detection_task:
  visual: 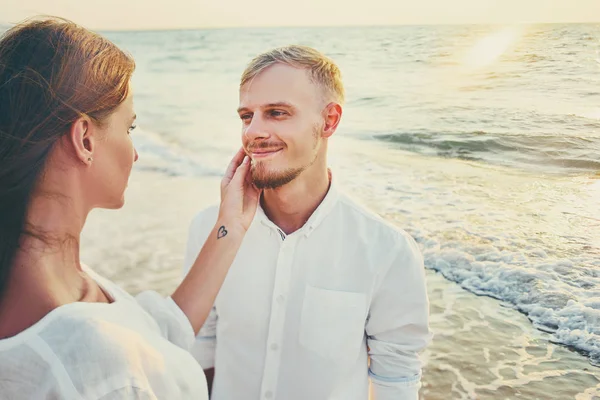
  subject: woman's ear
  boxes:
[69,117,95,165]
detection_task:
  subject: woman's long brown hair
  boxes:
[0,17,135,298]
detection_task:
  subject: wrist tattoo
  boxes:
[217,225,228,239]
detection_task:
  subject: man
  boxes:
[183,45,431,400]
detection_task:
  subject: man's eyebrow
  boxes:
[237,102,295,114]
[264,102,294,109]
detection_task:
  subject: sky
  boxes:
[2,0,600,30]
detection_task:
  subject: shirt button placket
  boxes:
[259,235,295,400]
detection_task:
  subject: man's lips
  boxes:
[248,148,283,158]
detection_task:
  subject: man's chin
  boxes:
[252,176,284,190]
[251,170,298,190]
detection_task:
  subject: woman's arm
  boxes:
[171,148,259,334]
[171,218,245,334]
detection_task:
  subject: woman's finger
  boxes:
[245,181,261,210]
[229,156,250,188]
[223,147,247,185]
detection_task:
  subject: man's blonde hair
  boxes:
[240,45,345,104]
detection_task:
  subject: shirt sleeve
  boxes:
[365,232,432,400]
[98,386,156,400]
[135,291,196,352]
[190,306,218,369]
[182,208,219,369]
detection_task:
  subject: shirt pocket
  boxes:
[299,285,367,362]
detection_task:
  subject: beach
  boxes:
[74,22,600,398]
[81,158,600,399]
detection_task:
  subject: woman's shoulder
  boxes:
[81,264,134,302]
[0,311,160,399]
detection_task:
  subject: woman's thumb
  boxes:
[230,156,251,187]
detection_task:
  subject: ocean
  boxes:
[4,21,598,398]
[101,23,600,365]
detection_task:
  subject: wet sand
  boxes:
[81,168,600,399]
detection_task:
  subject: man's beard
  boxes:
[249,125,321,190]
[250,161,305,190]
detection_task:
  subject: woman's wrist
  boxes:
[213,217,247,240]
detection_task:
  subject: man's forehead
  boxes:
[239,64,319,108]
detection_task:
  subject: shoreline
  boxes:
[81,168,600,399]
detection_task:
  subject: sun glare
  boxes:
[462,26,524,69]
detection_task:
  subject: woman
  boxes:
[0,17,259,399]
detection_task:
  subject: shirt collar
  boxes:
[253,169,339,238]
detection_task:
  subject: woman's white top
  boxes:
[0,266,207,399]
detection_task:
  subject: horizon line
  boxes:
[1,19,600,33]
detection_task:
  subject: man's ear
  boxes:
[322,102,343,138]
[69,117,95,165]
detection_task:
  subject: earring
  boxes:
[88,157,93,162]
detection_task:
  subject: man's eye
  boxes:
[270,110,286,117]
[240,114,252,121]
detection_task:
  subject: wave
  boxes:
[372,131,600,174]
[421,238,600,366]
[132,128,224,178]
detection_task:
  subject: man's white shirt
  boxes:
[183,174,431,400]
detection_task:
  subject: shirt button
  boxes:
[265,391,273,399]
[277,295,284,304]
[270,343,279,351]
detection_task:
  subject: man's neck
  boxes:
[261,168,331,235]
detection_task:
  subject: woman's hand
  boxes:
[218,147,260,232]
